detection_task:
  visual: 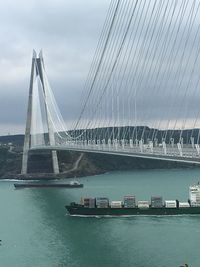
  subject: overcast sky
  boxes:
[0,0,109,135]
[1,0,200,136]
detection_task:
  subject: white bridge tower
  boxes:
[21,50,59,174]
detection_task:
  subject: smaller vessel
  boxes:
[14,180,83,189]
[69,180,82,186]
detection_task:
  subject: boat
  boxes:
[14,180,83,189]
[65,183,200,216]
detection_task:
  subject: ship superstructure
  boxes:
[189,183,200,206]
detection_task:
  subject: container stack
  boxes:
[96,197,109,208]
[83,198,90,207]
[111,201,122,208]
[83,198,96,208]
[151,196,163,208]
[124,196,136,208]
[89,198,96,208]
[138,201,149,209]
[165,200,176,208]
[179,202,190,208]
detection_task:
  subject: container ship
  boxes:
[65,183,200,216]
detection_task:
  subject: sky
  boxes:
[1,0,200,137]
[0,0,109,135]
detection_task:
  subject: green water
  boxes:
[0,168,200,267]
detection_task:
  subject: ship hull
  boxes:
[14,183,83,189]
[65,206,200,216]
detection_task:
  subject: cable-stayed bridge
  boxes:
[22,0,200,174]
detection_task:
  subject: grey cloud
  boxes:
[0,0,109,134]
[1,0,200,136]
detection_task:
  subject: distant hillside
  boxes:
[1,125,200,146]
[0,134,24,146]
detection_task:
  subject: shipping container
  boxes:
[83,198,90,207]
[165,200,176,208]
[138,200,149,209]
[179,202,190,208]
[89,198,96,208]
[124,196,136,200]
[111,201,122,208]
[80,197,84,205]
[83,198,96,208]
[151,196,163,208]
[124,195,136,208]
[96,197,109,208]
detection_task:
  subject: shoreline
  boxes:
[1,166,199,181]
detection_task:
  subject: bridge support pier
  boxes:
[21,149,29,175]
[52,150,59,174]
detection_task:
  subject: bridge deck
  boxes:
[30,144,200,165]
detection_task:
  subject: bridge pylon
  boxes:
[21,50,59,174]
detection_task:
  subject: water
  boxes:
[0,168,200,267]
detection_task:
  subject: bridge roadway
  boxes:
[30,142,200,165]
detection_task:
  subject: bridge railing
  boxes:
[31,138,200,160]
